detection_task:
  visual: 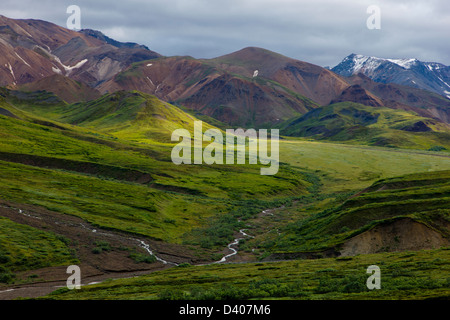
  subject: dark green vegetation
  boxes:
[0,216,77,284]
[0,87,310,281]
[0,98,306,239]
[279,102,450,150]
[256,170,450,254]
[0,86,449,300]
[43,247,450,300]
[0,14,449,301]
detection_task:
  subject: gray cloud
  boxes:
[1,0,449,67]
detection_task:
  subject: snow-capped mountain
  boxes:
[332,54,450,99]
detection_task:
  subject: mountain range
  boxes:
[0,14,449,301]
[332,53,450,100]
[0,15,160,88]
[1,15,449,145]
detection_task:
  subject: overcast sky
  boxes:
[1,0,449,67]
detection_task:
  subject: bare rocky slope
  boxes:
[0,15,160,88]
[1,15,450,127]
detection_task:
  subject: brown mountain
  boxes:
[99,48,356,126]
[346,73,450,123]
[98,47,450,126]
[330,84,384,107]
[99,54,323,127]
[0,15,160,88]
[206,47,349,106]
[19,74,101,103]
[1,15,449,128]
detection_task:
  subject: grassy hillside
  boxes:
[0,216,77,284]
[279,102,450,150]
[0,89,311,277]
[1,88,449,300]
[2,89,217,144]
[0,106,448,251]
[280,139,450,193]
[42,247,450,300]
[261,170,450,254]
[53,90,217,144]
[0,113,305,199]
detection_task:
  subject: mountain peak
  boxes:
[236,46,278,54]
[340,53,419,72]
[332,54,450,99]
[79,29,150,50]
[215,46,291,64]
[0,15,161,88]
[385,57,418,69]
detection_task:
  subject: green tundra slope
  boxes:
[39,170,450,301]
[0,88,449,300]
[262,170,450,255]
[279,102,450,150]
[0,88,309,284]
[42,247,450,300]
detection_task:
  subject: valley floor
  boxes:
[0,137,449,300]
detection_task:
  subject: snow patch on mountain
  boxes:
[64,59,88,73]
[35,45,88,76]
[344,55,383,76]
[52,66,62,74]
[444,90,450,99]
[6,62,15,80]
[386,58,417,69]
[14,52,31,68]
[349,55,418,74]
[333,54,450,99]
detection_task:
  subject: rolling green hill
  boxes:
[1,87,449,300]
[0,87,310,273]
[265,170,450,255]
[279,102,450,150]
[53,90,218,144]
[0,13,449,301]
[1,89,217,144]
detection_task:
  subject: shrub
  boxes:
[129,253,156,264]
[0,272,15,284]
[0,254,10,264]
[177,263,191,268]
[94,241,111,251]
[341,275,367,293]
[166,279,308,300]
[428,146,446,152]
[157,288,187,300]
[92,240,112,253]
[91,247,102,254]
[0,266,15,284]
[163,218,176,225]
[315,274,367,294]
[314,276,341,293]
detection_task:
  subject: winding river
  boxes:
[0,204,255,298]
[213,228,254,264]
